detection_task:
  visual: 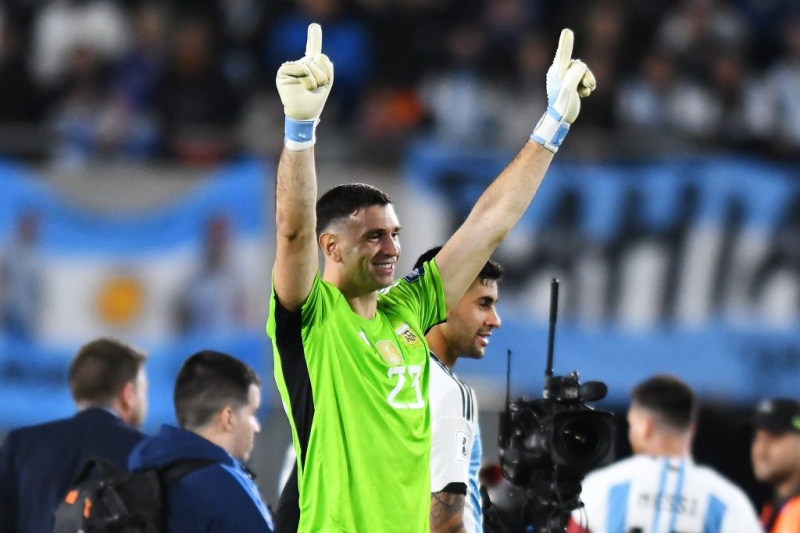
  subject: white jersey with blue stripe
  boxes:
[468,423,483,533]
[571,455,763,533]
[429,354,481,533]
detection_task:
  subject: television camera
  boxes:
[497,279,616,532]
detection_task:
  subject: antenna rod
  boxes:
[505,349,512,408]
[546,278,559,380]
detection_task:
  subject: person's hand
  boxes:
[531,29,596,153]
[276,23,334,150]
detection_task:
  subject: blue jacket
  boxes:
[0,408,146,533]
[128,424,274,532]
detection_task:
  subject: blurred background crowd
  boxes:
[0,0,799,167]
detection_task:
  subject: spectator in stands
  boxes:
[762,14,800,158]
[176,214,246,335]
[48,45,116,168]
[30,0,130,91]
[156,16,241,165]
[567,374,762,533]
[0,20,43,124]
[418,21,497,146]
[128,350,273,531]
[99,2,170,161]
[265,0,371,125]
[654,0,750,81]
[750,397,800,533]
[704,47,772,152]
[0,338,149,533]
[614,48,717,143]
[1,211,42,340]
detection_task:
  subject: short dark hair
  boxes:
[174,350,262,429]
[69,338,146,405]
[631,374,697,431]
[413,246,504,282]
[316,183,392,234]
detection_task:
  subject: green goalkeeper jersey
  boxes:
[268,259,447,533]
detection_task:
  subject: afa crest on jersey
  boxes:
[395,324,422,348]
[376,340,404,365]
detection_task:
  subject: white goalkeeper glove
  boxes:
[531,29,596,153]
[276,23,335,151]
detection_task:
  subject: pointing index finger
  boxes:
[306,23,322,57]
[555,28,574,77]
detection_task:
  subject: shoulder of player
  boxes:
[690,463,755,502]
[429,358,475,419]
[581,455,648,487]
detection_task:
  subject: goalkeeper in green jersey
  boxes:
[268,23,596,533]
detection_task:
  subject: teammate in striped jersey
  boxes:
[568,374,762,533]
[414,247,503,533]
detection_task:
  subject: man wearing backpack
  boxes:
[128,350,274,532]
[0,337,149,533]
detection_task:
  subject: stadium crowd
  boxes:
[0,0,799,167]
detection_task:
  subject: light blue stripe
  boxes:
[607,482,630,533]
[651,459,669,533]
[468,424,483,533]
[668,459,687,533]
[703,495,727,533]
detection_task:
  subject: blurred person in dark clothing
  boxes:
[265,0,371,126]
[156,16,241,165]
[0,338,149,533]
[0,22,43,124]
[750,397,800,533]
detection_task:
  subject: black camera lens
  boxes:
[561,418,601,458]
[552,411,615,472]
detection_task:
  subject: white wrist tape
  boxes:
[284,117,319,151]
[530,109,570,153]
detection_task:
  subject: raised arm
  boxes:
[273,23,334,311]
[436,29,595,309]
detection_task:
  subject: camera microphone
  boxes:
[580,381,608,402]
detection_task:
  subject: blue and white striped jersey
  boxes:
[468,423,484,533]
[429,354,482,533]
[571,455,763,533]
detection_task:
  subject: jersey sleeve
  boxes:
[381,258,447,333]
[720,488,763,533]
[570,470,607,533]
[430,384,474,493]
[431,416,474,493]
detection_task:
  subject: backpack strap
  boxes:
[70,457,119,486]
[159,459,216,485]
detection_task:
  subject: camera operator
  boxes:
[567,374,761,533]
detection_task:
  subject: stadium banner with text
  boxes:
[403,144,800,404]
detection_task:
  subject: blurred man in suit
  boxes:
[0,338,149,533]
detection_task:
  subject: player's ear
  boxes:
[642,415,656,440]
[319,232,341,262]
